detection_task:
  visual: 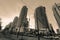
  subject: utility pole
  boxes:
[34,8,40,40]
[35,13,40,40]
[37,17,40,40]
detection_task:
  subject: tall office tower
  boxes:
[52,3,60,28]
[15,6,28,32]
[9,16,18,32]
[0,18,1,30]
[34,6,49,34]
[12,16,18,27]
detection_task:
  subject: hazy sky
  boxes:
[0,0,60,33]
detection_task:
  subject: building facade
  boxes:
[52,3,60,34]
[15,6,28,32]
[34,6,49,34]
[52,3,60,28]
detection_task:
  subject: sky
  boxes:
[0,0,60,33]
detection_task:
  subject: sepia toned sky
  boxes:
[0,0,60,33]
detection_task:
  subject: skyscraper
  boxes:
[9,16,18,33]
[52,3,60,28]
[52,3,60,34]
[15,6,28,32]
[34,6,49,32]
